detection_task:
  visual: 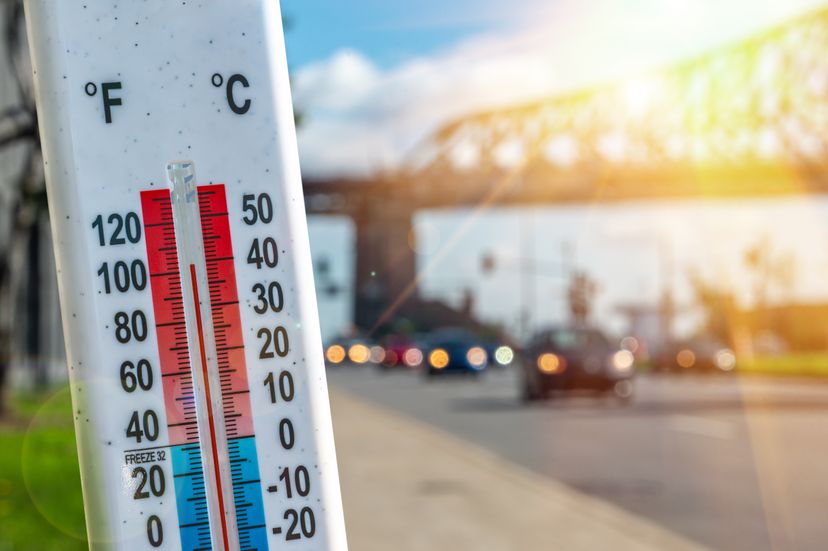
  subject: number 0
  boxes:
[147,515,163,547]
[279,418,295,450]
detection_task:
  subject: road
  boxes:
[327,366,828,551]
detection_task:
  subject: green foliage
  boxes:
[738,354,828,377]
[0,386,87,550]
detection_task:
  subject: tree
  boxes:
[686,269,737,345]
[0,0,45,415]
[744,235,796,329]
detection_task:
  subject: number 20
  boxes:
[258,327,289,359]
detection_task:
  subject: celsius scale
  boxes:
[24,1,348,549]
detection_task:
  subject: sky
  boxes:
[281,0,520,69]
[283,0,828,178]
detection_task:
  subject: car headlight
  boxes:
[466,347,487,369]
[537,353,565,374]
[370,346,386,364]
[494,346,514,366]
[348,344,371,364]
[429,349,449,369]
[715,349,736,371]
[404,348,424,367]
[326,345,346,364]
[676,349,696,368]
[611,350,635,373]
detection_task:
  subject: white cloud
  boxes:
[293,50,381,113]
[293,0,828,178]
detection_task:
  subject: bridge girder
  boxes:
[399,7,828,200]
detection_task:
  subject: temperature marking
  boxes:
[142,182,269,551]
[199,186,268,550]
[142,191,212,551]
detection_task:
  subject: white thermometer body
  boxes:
[25,2,347,549]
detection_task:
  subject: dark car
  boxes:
[521,327,635,402]
[654,338,736,373]
[424,328,489,376]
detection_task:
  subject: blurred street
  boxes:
[331,383,707,551]
[7,2,828,550]
[329,367,828,551]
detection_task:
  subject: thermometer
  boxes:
[24,1,348,549]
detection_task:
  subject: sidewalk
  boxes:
[330,388,710,551]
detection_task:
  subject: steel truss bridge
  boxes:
[303,7,828,330]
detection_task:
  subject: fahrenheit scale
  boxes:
[25,1,347,549]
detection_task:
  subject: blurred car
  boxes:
[423,328,490,376]
[521,326,635,402]
[379,334,424,369]
[325,336,383,367]
[655,338,736,373]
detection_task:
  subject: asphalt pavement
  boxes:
[327,366,828,551]
[331,387,707,551]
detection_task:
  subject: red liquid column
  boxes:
[141,190,199,445]
[141,190,213,550]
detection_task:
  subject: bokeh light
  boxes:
[715,349,737,371]
[404,348,424,367]
[326,345,346,364]
[676,349,696,369]
[370,346,386,364]
[348,344,371,364]
[429,349,450,369]
[495,346,515,365]
[466,347,488,368]
[612,350,635,372]
[538,353,564,374]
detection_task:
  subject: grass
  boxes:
[639,353,828,378]
[0,386,87,551]
[737,353,828,378]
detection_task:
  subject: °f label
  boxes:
[24,1,348,550]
